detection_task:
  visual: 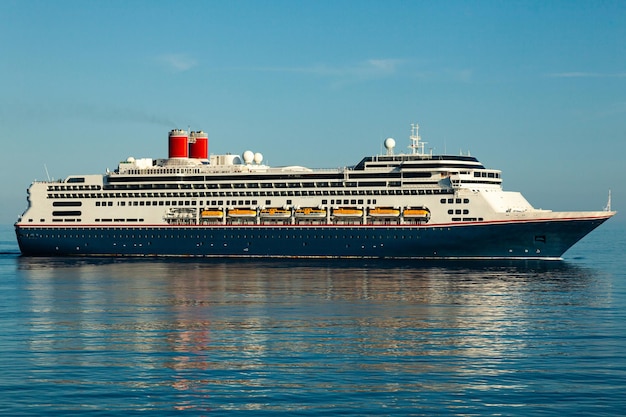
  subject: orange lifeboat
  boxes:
[227,208,257,218]
[403,207,430,219]
[260,208,291,218]
[295,207,327,219]
[369,207,401,217]
[333,207,363,218]
[201,209,224,219]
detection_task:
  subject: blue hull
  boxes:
[15,217,609,259]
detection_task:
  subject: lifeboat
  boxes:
[403,207,430,219]
[333,207,363,218]
[260,208,291,218]
[201,209,224,219]
[369,207,400,217]
[295,207,327,219]
[227,208,257,218]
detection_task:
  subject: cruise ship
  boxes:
[15,124,615,259]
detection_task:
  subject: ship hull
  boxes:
[15,215,611,260]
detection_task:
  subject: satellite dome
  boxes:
[384,137,396,150]
[242,150,254,164]
[254,152,263,164]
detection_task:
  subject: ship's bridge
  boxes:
[448,169,503,190]
[353,154,486,171]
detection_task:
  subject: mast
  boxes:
[604,189,612,212]
[410,123,427,155]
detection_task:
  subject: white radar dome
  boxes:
[242,150,254,164]
[254,152,263,164]
[384,137,396,150]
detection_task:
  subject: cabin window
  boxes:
[53,201,82,207]
[52,210,81,216]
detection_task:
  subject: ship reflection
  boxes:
[17,257,606,411]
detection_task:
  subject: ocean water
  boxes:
[1,222,625,416]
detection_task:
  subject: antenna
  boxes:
[409,123,427,155]
[44,164,51,181]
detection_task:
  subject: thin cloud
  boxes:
[204,58,471,86]
[444,68,473,82]
[157,53,198,72]
[250,59,405,80]
[1,100,176,127]
[547,72,626,78]
[246,59,475,85]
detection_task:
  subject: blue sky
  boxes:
[1,0,624,225]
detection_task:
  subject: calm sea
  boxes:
[1,222,625,416]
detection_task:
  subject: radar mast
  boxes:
[410,123,427,155]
